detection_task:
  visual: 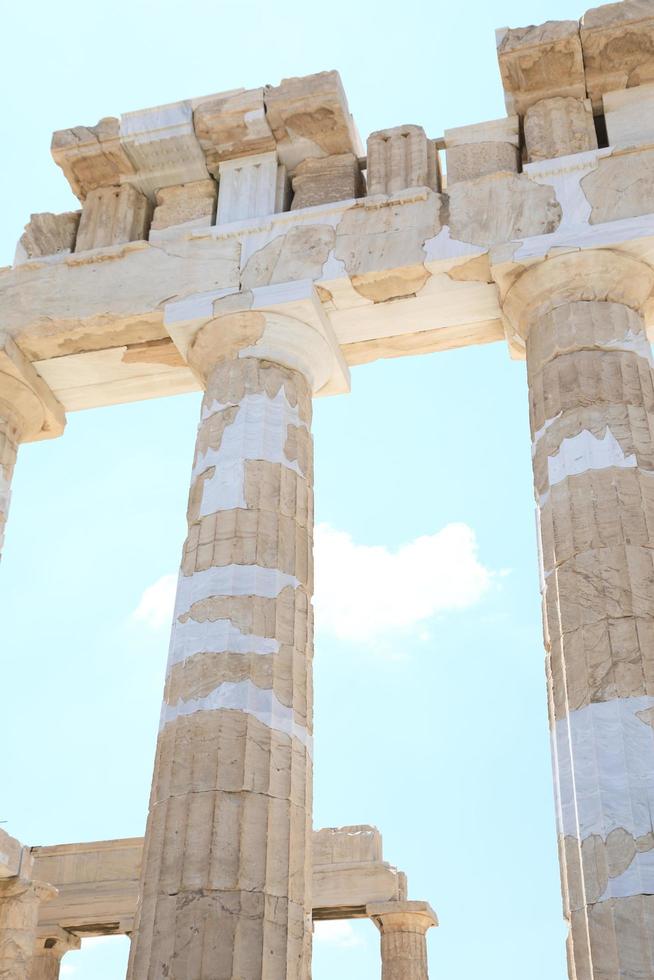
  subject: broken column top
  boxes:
[497,0,654,114]
[52,71,363,202]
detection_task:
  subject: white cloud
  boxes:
[131,523,493,644]
[314,522,492,642]
[60,967,76,977]
[314,920,365,948]
[132,574,177,629]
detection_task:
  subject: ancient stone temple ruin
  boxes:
[3,0,654,976]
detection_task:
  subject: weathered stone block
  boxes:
[581,0,654,109]
[193,88,275,173]
[51,117,134,201]
[582,146,654,223]
[120,100,209,199]
[150,180,217,235]
[446,142,519,184]
[75,184,152,251]
[496,20,586,115]
[448,172,561,246]
[604,82,654,148]
[366,125,439,196]
[216,152,287,224]
[524,97,598,162]
[17,212,80,261]
[290,153,362,209]
[264,71,361,173]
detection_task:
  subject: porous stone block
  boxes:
[496,20,586,116]
[216,151,287,224]
[120,100,209,199]
[264,71,362,173]
[193,87,275,173]
[291,153,362,209]
[366,125,439,196]
[448,172,561,246]
[524,97,598,162]
[446,142,519,184]
[581,146,654,223]
[51,117,134,201]
[75,184,151,252]
[581,0,654,109]
[150,179,217,235]
[17,212,80,262]
[604,82,654,148]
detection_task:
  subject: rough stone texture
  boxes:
[18,213,80,260]
[448,172,561,246]
[367,902,437,980]
[150,180,216,232]
[264,72,360,173]
[581,0,654,110]
[604,83,654,148]
[290,153,363,209]
[75,185,152,252]
[582,146,654,223]
[366,126,439,197]
[496,20,586,115]
[446,142,520,184]
[524,97,598,162]
[127,352,314,980]
[29,928,80,980]
[334,192,441,301]
[241,226,335,288]
[0,879,57,980]
[193,88,275,173]
[51,117,134,201]
[513,259,654,978]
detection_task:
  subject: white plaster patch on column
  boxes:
[201,398,239,421]
[597,849,654,903]
[552,713,578,841]
[167,616,279,672]
[174,564,300,619]
[193,389,308,516]
[547,428,637,487]
[159,677,313,752]
[532,412,563,457]
[555,696,654,840]
[606,330,654,366]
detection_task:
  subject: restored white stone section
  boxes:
[598,850,654,903]
[166,617,279,672]
[160,678,313,752]
[120,101,208,199]
[216,152,286,225]
[193,389,307,516]
[555,696,654,841]
[547,428,637,486]
[532,412,563,456]
[174,564,300,620]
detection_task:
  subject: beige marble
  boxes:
[17,213,80,262]
[603,83,654,149]
[524,97,597,162]
[75,185,152,252]
[0,879,57,980]
[367,902,437,980]
[150,180,216,234]
[496,20,586,115]
[291,153,363,210]
[366,125,439,196]
[581,0,654,109]
[29,928,80,980]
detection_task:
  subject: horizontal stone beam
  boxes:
[31,826,406,935]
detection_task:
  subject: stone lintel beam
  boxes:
[0,334,66,443]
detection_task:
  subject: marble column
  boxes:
[503,251,654,979]
[29,928,80,980]
[0,878,57,980]
[367,902,437,980]
[0,413,19,560]
[128,309,341,980]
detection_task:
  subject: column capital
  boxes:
[367,900,438,934]
[165,281,350,396]
[33,926,80,956]
[0,334,65,442]
[501,249,654,354]
[0,878,57,904]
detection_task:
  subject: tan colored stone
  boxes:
[366,126,439,197]
[496,20,586,115]
[51,117,134,201]
[524,97,598,162]
[75,185,151,252]
[291,153,363,209]
[18,213,80,261]
[581,0,654,110]
[367,902,438,980]
[448,172,561,247]
[29,927,80,980]
[446,142,519,184]
[150,180,216,232]
[264,71,360,173]
[193,87,275,172]
[0,879,57,980]
[582,146,654,223]
[187,312,266,377]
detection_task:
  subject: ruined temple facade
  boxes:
[2,1,654,977]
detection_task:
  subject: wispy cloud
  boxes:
[314,920,365,948]
[131,574,177,629]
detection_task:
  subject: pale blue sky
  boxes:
[1,0,592,976]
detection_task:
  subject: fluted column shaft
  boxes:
[527,296,654,979]
[0,879,57,980]
[128,352,314,980]
[0,415,20,561]
[368,902,437,980]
